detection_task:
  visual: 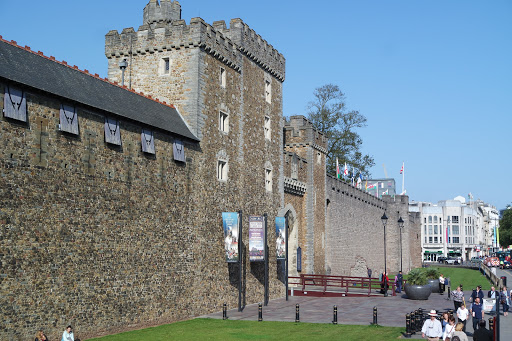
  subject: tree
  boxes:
[306,84,375,177]
[500,206,512,247]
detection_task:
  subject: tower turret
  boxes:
[143,0,181,25]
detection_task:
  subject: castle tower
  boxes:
[143,0,181,26]
[283,116,328,274]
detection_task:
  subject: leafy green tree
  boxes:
[306,84,375,177]
[500,206,512,247]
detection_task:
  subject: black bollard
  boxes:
[405,313,411,338]
[223,303,228,320]
[258,303,262,322]
[489,317,494,333]
[333,305,338,325]
[446,286,451,300]
[416,310,421,332]
[295,304,300,323]
[373,306,378,325]
[409,311,416,335]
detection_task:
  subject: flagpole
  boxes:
[402,162,405,195]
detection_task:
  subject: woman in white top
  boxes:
[443,315,456,341]
[456,303,469,333]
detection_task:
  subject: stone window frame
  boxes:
[220,67,226,88]
[219,111,229,134]
[264,72,272,104]
[159,56,172,76]
[217,150,229,182]
[265,79,271,103]
[264,115,271,141]
[265,161,273,192]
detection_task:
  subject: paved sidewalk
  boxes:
[201,289,469,336]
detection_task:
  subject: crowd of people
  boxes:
[420,283,510,341]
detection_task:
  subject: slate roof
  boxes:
[0,38,198,142]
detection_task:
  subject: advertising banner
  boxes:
[275,217,286,260]
[222,212,239,262]
[483,298,496,313]
[249,215,265,261]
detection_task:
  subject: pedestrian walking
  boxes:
[469,285,484,303]
[442,315,456,341]
[395,271,403,293]
[421,310,443,341]
[472,320,492,341]
[452,322,469,341]
[470,297,484,332]
[500,286,510,317]
[452,286,464,311]
[456,303,469,333]
[439,274,446,294]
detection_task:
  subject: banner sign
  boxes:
[222,212,239,262]
[483,298,496,312]
[249,215,265,261]
[275,217,286,260]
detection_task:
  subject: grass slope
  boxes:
[87,319,404,341]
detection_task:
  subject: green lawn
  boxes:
[400,266,492,291]
[87,319,405,341]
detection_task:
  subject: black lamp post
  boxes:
[119,59,128,87]
[381,212,388,296]
[398,216,404,272]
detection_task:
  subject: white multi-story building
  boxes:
[409,196,498,262]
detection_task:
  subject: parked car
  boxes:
[445,257,459,265]
[470,257,482,263]
[500,260,511,269]
[437,257,447,263]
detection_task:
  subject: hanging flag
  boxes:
[468,193,473,200]
[365,180,368,190]
[400,162,404,174]
[357,174,362,188]
[344,162,348,176]
[336,158,340,179]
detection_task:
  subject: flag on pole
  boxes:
[400,162,404,174]
[344,162,348,176]
[357,174,362,188]
[336,158,340,179]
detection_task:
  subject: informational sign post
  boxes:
[222,212,239,262]
[249,216,265,261]
[275,217,286,260]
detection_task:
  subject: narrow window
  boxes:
[264,116,271,140]
[218,160,227,181]
[219,111,229,133]
[265,168,272,192]
[159,57,171,75]
[220,67,226,88]
[164,58,170,74]
[265,80,271,103]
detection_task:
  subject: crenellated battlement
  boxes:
[143,0,181,25]
[105,1,285,81]
[283,115,328,152]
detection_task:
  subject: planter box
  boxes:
[405,283,432,300]
[428,279,440,293]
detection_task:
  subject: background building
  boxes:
[410,196,499,262]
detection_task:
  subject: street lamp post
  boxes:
[398,216,404,272]
[381,212,388,296]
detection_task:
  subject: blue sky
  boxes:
[1,0,510,209]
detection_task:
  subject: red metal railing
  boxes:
[288,274,396,297]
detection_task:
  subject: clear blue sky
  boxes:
[1,0,510,209]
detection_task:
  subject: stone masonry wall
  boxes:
[0,70,284,340]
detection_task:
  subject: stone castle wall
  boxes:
[325,176,418,277]
[0,72,284,340]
